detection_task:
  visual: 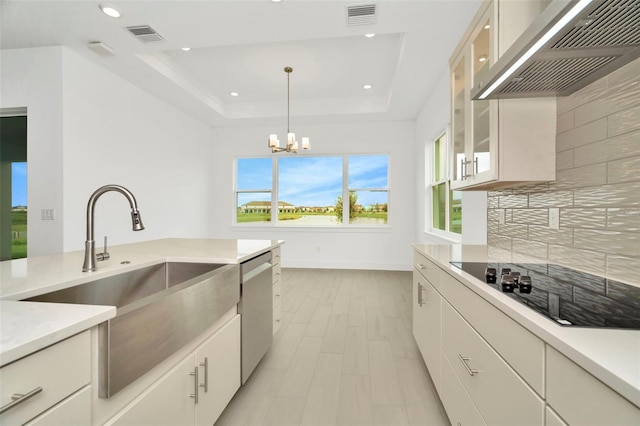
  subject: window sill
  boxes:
[231,225,392,233]
[423,229,462,244]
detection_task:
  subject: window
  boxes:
[236,158,272,224]
[235,155,389,227]
[430,133,461,235]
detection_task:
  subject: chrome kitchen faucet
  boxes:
[82,184,145,272]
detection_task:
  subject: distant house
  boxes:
[240,201,295,214]
[11,206,27,212]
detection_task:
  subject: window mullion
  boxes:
[342,155,349,225]
[272,157,279,225]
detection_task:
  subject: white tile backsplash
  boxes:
[488,57,640,283]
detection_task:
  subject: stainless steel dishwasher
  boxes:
[238,251,273,384]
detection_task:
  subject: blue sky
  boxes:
[12,163,27,206]
[237,155,388,207]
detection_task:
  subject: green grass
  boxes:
[11,211,27,259]
[236,212,271,223]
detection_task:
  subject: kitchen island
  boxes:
[413,244,640,426]
[0,238,282,425]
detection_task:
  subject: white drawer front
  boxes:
[442,301,544,425]
[440,351,486,426]
[413,252,441,291]
[273,303,282,335]
[546,346,640,425]
[272,263,282,285]
[26,386,91,426]
[545,405,568,426]
[0,331,90,425]
[273,280,282,309]
[441,271,544,396]
[272,247,281,266]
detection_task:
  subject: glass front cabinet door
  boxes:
[449,0,555,191]
[450,3,497,190]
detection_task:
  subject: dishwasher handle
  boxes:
[242,262,272,282]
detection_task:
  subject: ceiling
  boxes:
[0,0,483,128]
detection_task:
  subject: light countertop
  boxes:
[0,238,282,367]
[413,244,640,409]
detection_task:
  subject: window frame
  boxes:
[234,153,391,229]
[427,129,462,241]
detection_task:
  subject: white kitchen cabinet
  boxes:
[412,253,442,390]
[450,0,556,190]
[545,405,568,426]
[440,271,544,396]
[546,346,640,426]
[442,301,544,425]
[0,331,90,426]
[106,355,195,426]
[194,315,241,426]
[26,386,91,426]
[107,315,241,426]
[272,247,282,335]
[440,351,486,426]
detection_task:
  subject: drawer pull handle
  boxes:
[417,282,425,307]
[458,354,478,376]
[190,366,199,403]
[416,263,425,270]
[199,357,209,393]
[0,386,43,414]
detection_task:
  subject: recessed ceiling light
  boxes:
[478,54,488,62]
[230,92,239,97]
[271,0,283,2]
[365,33,376,38]
[181,47,191,51]
[99,4,121,18]
[363,84,372,90]
[484,24,490,30]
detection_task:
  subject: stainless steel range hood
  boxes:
[472,0,640,100]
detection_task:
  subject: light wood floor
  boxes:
[215,268,448,426]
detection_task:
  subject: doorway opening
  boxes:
[1,113,28,260]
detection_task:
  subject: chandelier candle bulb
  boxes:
[268,134,278,148]
[287,132,295,147]
[302,137,310,150]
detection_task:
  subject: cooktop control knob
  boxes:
[501,274,516,293]
[485,267,497,283]
[519,275,532,293]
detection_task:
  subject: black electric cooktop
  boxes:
[450,262,640,330]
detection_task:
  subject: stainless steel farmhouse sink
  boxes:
[24,261,240,398]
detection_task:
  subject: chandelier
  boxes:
[268,66,310,153]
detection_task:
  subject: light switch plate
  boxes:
[41,209,55,220]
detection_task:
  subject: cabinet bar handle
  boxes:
[0,386,43,414]
[199,357,209,393]
[457,354,478,376]
[416,263,425,270]
[190,366,199,403]
[417,282,425,307]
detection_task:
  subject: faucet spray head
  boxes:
[131,209,145,231]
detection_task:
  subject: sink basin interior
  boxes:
[23,262,224,308]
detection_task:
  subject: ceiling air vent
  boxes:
[346,4,377,26]
[125,25,165,43]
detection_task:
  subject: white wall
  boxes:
[1,47,217,255]
[210,121,417,270]
[1,47,64,256]
[60,48,217,251]
[414,68,487,245]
